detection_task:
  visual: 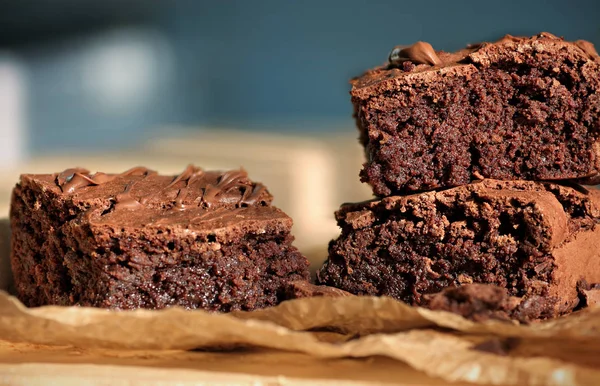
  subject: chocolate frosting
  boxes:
[16,165,285,241]
[113,182,144,211]
[388,41,443,67]
[92,204,291,240]
[201,169,267,208]
[48,165,270,212]
[20,165,276,236]
[355,32,599,96]
[57,166,155,194]
[56,167,90,188]
[385,32,590,70]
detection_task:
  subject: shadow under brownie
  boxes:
[317,179,600,320]
[10,165,309,311]
[352,33,600,195]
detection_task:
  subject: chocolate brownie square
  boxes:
[317,180,600,320]
[352,33,600,195]
[10,165,310,311]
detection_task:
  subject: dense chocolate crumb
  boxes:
[352,33,600,195]
[317,180,600,321]
[10,166,310,311]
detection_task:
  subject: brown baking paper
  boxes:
[2,292,600,385]
[0,341,468,386]
[2,220,600,385]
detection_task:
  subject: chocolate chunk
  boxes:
[388,41,443,67]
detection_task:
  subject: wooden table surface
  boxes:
[0,340,489,386]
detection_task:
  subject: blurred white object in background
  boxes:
[24,26,178,151]
[81,27,173,116]
[0,54,27,167]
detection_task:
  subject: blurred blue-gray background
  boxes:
[1,0,599,153]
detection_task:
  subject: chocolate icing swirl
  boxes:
[387,32,581,71]
[165,164,204,189]
[56,167,90,187]
[56,166,155,194]
[162,165,266,209]
[114,182,144,211]
[54,165,268,213]
[202,169,266,208]
[388,41,443,67]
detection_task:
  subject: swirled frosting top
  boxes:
[351,32,600,99]
[18,165,288,236]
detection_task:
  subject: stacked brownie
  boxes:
[10,166,310,311]
[317,33,600,321]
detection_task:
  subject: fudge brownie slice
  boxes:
[317,180,600,320]
[10,165,310,311]
[352,33,600,195]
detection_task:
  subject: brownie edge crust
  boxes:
[10,166,310,311]
[317,180,600,320]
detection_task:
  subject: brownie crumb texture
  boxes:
[317,180,600,320]
[314,32,600,323]
[352,33,600,195]
[10,165,310,311]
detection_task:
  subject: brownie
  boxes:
[317,179,600,320]
[352,33,600,195]
[425,284,544,323]
[10,165,310,311]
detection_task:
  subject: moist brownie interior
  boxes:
[352,33,600,195]
[10,166,310,310]
[317,180,600,319]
